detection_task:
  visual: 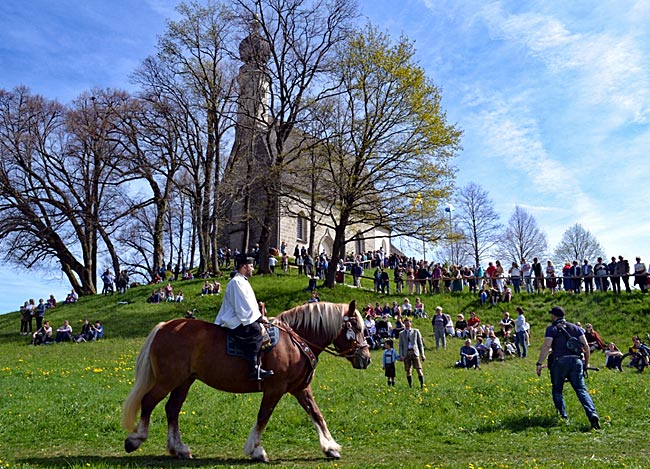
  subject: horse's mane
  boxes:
[274,302,358,340]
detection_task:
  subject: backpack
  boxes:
[556,323,584,355]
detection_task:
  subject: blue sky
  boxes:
[1,0,649,313]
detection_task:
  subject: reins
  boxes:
[273,322,367,359]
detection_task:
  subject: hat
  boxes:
[549,306,565,318]
[235,254,254,269]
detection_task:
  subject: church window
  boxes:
[297,215,307,241]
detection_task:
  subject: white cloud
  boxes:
[476,2,650,127]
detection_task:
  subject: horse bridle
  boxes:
[328,315,369,358]
[275,315,368,359]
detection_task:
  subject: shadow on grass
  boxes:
[476,414,559,433]
[17,454,332,468]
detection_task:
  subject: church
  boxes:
[222,22,391,258]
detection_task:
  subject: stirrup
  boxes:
[248,366,274,381]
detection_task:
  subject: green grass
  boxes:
[2,271,650,468]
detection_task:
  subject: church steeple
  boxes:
[236,17,271,129]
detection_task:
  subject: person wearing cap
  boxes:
[398,317,426,388]
[215,254,274,380]
[536,306,600,429]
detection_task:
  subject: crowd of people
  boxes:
[30,318,104,345]
[337,251,650,297]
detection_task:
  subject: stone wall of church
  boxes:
[278,197,390,257]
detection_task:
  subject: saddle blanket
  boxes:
[226,325,280,359]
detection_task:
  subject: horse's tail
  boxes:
[122,322,164,431]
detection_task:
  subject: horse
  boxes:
[122,300,370,462]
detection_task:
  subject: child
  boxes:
[382,339,399,386]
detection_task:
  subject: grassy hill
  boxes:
[1,271,650,468]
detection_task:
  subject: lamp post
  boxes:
[444,204,454,264]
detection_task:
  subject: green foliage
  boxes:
[1,271,650,468]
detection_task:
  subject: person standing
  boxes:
[514,306,527,358]
[521,258,532,293]
[617,255,631,293]
[214,255,274,381]
[608,256,620,293]
[382,339,399,386]
[582,259,594,294]
[398,318,426,388]
[431,306,447,349]
[633,257,647,293]
[34,298,46,330]
[536,306,600,429]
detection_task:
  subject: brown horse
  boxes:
[122,300,370,462]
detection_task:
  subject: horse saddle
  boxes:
[225,324,280,359]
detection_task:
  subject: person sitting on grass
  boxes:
[622,336,650,372]
[499,312,514,340]
[457,338,480,369]
[75,318,93,342]
[455,314,469,339]
[64,289,78,304]
[605,342,624,372]
[584,323,606,352]
[485,331,505,361]
[475,336,489,360]
[32,320,53,345]
[55,320,73,342]
[91,321,104,340]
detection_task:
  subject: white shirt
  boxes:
[214,273,261,329]
[515,313,527,332]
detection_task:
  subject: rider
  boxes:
[214,254,274,381]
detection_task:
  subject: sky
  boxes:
[1,0,649,313]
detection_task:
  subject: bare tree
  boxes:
[113,94,187,280]
[495,206,548,264]
[132,0,238,275]
[0,87,137,294]
[455,182,502,267]
[554,223,605,263]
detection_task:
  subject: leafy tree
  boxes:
[455,182,502,267]
[494,206,548,264]
[283,24,461,287]
[553,223,605,264]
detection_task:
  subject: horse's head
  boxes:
[333,300,371,369]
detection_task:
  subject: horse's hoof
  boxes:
[174,452,193,460]
[125,438,141,453]
[325,449,341,459]
[249,446,269,463]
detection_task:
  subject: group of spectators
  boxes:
[147,282,185,304]
[335,251,650,297]
[19,295,58,336]
[440,307,529,369]
[30,318,104,345]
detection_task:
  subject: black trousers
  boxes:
[233,321,263,363]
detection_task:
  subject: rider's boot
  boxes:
[248,359,274,380]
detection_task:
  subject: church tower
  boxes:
[223,19,274,253]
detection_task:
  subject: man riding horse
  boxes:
[214,254,274,380]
